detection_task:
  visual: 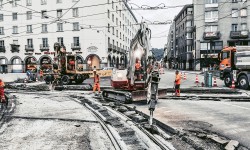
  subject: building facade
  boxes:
[0,0,138,73]
[164,22,175,69]
[193,0,249,69]
[174,4,194,70]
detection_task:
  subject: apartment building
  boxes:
[173,4,194,70]
[164,22,175,69]
[0,0,138,73]
[193,0,249,69]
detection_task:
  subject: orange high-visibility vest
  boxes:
[175,73,181,85]
[0,81,5,87]
[94,75,100,84]
[69,60,75,65]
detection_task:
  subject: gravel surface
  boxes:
[0,91,115,150]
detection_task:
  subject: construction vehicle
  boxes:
[219,46,250,90]
[44,43,90,85]
[102,22,167,103]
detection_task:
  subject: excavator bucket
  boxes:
[130,88,168,102]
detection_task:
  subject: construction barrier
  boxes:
[231,79,235,89]
[183,73,186,80]
[213,76,218,87]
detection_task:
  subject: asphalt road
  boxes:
[132,99,250,148]
[0,92,115,150]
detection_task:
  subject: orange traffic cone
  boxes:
[183,73,186,80]
[213,76,218,87]
[180,72,183,78]
[231,79,235,89]
[195,74,199,87]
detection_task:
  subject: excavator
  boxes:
[102,22,167,105]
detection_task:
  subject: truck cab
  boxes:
[219,46,250,90]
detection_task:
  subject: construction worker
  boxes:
[39,69,44,81]
[135,59,142,80]
[0,79,5,103]
[69,59,75,70]
[174,70,181,97]
[93,74,101,94]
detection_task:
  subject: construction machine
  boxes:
[219,46,250,90]
[102,22,167,103]
[44,43,90,85]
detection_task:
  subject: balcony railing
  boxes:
[230,30,249,39]
[25,45,34,52]
[71,43,81,50]
[0,46,5,53]
[203,31,220,40]
[40,44,49,52]
[113,45,117,53]
[117,47,121,53]
[10,44,20,53]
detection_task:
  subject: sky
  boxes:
[129,0,192,49]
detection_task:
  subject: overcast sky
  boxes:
[129,0,192,49]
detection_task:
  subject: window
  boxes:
[13,13,17,20]
[222,51,230,59]
[0,27,4,35]
[42,24,48,32]
[108,23,110,32]
[27,39,33,47]
[0,40,4,46]
[13,40,18,45]
[58,37,63,45]
[13,26,18,34]
[26,0,32,6]
[116,18,118,25]
[57,23,63,31]
[240,8,247,17]
[72,8,78,17]
[0,0,3,8]
[232,9,238,18]
[73,22,79,31]
[205,11,218,22]
[186,20,193,27]
[112,1,114,9]
[186,33,192,39]
[57,0,62,3]
[26,11,32,20]
[112,14,114,22]
[112,27,114,35]
[116,6,118,13]
[12,0,17,7]
[200,42,210,50]
[232,24,238,31]
[41,0,47,5]
[0,14,3,21]
[116,30,118,37]
[41,10,47,19]
[57,10,62,18]
[42,38,48,47]
[27,25,32,33]
[205,0,218,3]
[107,0,110,4]
[205,25,218,32]
[107,10,110,18]
[187,8,193,14]
[241,23,247,30]
[232,0,237,2]
[73,37,79,46]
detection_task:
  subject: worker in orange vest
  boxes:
[93,74,101,94]
[0,79,5,103]
[174,70,181,96]
[69,59,75,70]
[135,60,142,80]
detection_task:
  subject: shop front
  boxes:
[40,56,52,72]
[0,57,8,73]
[11,57,23,73]
[25,56,37,72]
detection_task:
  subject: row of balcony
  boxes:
[203,30,249,40]
[0,43,81,53]
[108,43,126,54]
